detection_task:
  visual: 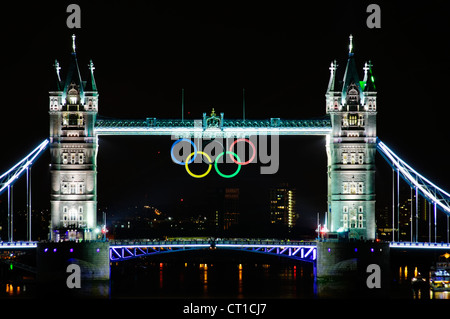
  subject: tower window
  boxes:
[348,114,358,126]
[358,214,364,228]
[349,209,357,228]
[368,99,376,111]
[342,152,348,165]
[69,209,77,221]
[67,83,79,105]
[70,183,76,194]
[62,153,68,165]
[358,153,364,164]
[78,153,84,164]
[69,96,77,104]
[343,213,348,229]
[358,114,365,126]
[342,183,349,194]
[350,153,356,165]
[350,182,357,195]
[342,115,349,127]
[358,182,364,194]
[78,183,84,194]
[61,182,69,194]
[346,84,360,104]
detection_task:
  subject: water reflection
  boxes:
[3,260,450,299]
[431,291,450,299]
[199,263,208,294]
[238,264,243,298]
[5,283,22,296]
[398,264,450,300]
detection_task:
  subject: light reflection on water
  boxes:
[1,262,450,299]
[110,262,315,299]
[397,265,450,300]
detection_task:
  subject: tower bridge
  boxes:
[1,35,450,285]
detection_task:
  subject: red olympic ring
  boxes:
[228,138,256,165]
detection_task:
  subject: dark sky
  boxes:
[0,1,449,230]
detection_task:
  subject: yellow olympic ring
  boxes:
[185,151,212,178]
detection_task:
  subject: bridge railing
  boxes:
[389,241,450,249]
[95,117,331,130]
[0,241,38,249]
[109,239,316,246]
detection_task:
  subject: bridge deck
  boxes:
[1,241,449,248]
[94,118,332,137]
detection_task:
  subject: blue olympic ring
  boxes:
[170,138,197,165]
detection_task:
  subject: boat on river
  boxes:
[429,259,450,292]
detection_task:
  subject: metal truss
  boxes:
[215,241,317,262]
[0,139,49,196]
[109,240,317,262]
[110,241,211,261]
[94,117,332,137]
[377,139,450,215]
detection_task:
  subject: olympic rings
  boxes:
[228,138,256,165]
[185,151,212,178]
[172,138,253,178]
[171,138,197,165]
[214,151,241,178]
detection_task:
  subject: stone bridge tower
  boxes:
[325,35,377,240]
[48,35,99,241]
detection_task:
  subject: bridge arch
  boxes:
[109,240,317,264]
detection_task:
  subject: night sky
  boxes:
[1,1,449,232]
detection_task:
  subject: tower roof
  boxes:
[63,54,84,96]
[340,35,367,104]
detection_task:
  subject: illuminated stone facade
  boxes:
[325,36,377,240]
[48,36,99,241]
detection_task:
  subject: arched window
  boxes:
[66,83,80,106]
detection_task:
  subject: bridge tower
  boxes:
[325,35,377,240]
[48,35,99,241]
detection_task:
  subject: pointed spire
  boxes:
[348,34,353,55]
[363,60,376,92]
[341,35,361,102]
[53,59,62,91]
[85,59,97,91]
[63,35,83,98]
[326,60,338,93]
[72,34,76,53]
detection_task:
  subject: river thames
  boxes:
[1,248,449,300]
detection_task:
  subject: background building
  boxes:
[222,188,240,231]
[269,183,297,228]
